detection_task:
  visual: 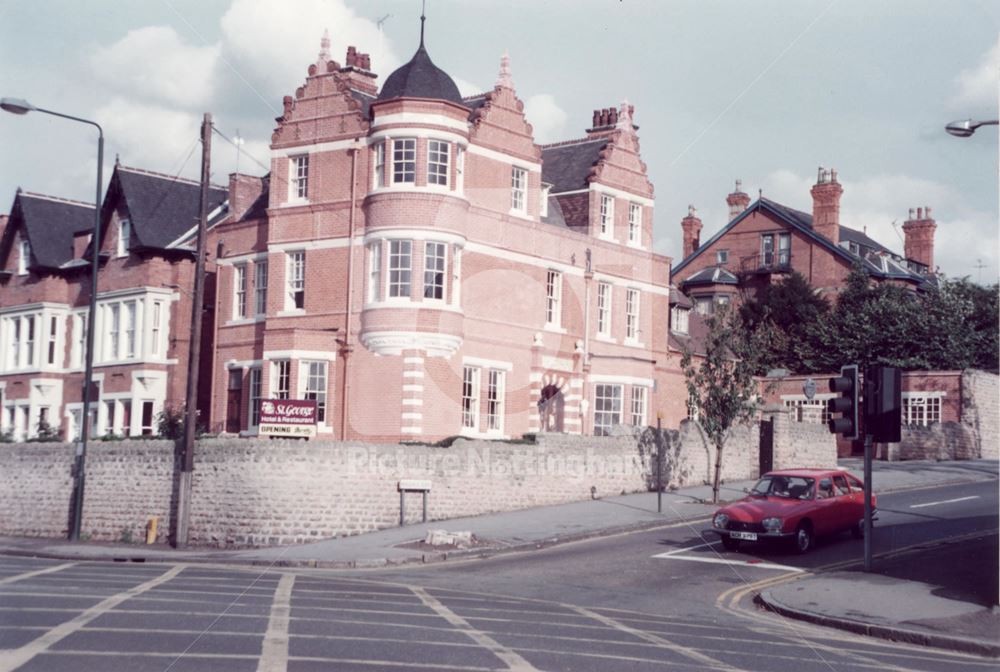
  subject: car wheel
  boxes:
[721,536,740,552]
[851,519,865,539]
[793,523,813,554]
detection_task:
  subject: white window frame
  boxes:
[462,366,481,430]
[373,141,386,188]
[545,270,562,327]
[254,261,268,315]
[631,386,648,427]
[123,301,137,359]
[368,242,382,304]
[594,383,623,436]
[388,240,412,299]
[150,303,162,357]
[286,251,305,310]
[902,393,944,427]
[72,312,87,367]
[301,360,328,425]
[234,264,248,319]
[670,305,689,334]
[249,367,262,428]
[289,154,309,201]
[486,369,505,433]
[510,167,527,214]
[628,203,641,246]
[273,360,291,400]
[597,282,612,337]
[600,195,614,239]
[427,140,450,187]
[625,288,640,342]
[46,315,58,366]
[392,138,416,184]
[17,239,29,275]
[423,241,446,300]
[117,219,131,257]
[716,249,729,264]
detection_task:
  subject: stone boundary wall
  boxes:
[896,423,979,461]
[962,369,999,460]
[0,415,837,547]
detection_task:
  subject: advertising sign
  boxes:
[258,399,317,438]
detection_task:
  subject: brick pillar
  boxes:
[400,351,424,438]
[810,167,843,244]
[528,333,544,433]
[681,206,703,259]
[902,206,937,271]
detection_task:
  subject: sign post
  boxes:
[258,399,318,439]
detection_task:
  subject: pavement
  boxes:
[1,457,997,656]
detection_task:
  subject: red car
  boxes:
[709,468,877,553]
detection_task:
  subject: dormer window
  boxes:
[393,138,416,184]
[117,219,131,257]
[671,305,689,334]
[17,239,30,275]
[289,155,309,201]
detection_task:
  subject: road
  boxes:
[0,480,996,671]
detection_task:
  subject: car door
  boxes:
[811,477,840,535]
[831,474,855,531]
[844,474,866,528]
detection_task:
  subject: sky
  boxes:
[1,0,997,284]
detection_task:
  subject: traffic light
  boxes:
[865,366,901,443]
[828,364,859,439]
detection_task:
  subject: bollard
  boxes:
[146,517,158,544]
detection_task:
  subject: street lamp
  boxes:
[944,118,999,137]
[1,97,104,542]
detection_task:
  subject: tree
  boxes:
[739,271,830,373]
[681,305,766,503]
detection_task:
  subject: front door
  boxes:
[539,385,564,433]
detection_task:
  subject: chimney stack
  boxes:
[726,179,750,220]
[810,166,843,244]
[337,45,378,95]
[902,205,937,270]
[681,205,703,259]
[228,173,266,223]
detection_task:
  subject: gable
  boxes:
[1,192,95,272]
[467,86,541,162]
[272,67,372,147]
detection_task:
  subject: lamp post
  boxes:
[1,97,104,542]
[944,118,998,137]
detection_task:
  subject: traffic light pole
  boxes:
[863,432,873,572]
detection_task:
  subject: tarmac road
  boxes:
[0,479,995,671]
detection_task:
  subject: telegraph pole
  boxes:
[175,113,211,548]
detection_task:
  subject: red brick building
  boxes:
[206,32,681,442]
[671,169,937,315]
[0,166,226,440]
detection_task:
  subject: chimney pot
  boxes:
[817,166,824,183]
[917,207,923,219]
[925,206,932,218]
[831,168,838,182]
[592,110,600,127]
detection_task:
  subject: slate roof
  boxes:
[540,139,608,193]
[349,90,375,118]
[106,167,228,251]
[541,194,567,228]
[682,266,740,286]
[668,311,712,357]
[671,197,930,287]
[669,285,693,308]
[2,192,95,270]
[377,44,464,106]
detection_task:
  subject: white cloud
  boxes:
[95,98,202,178]
[523,94,568,143]
[91,26,220,108]
[219,0,399,104]
[952,35,999,112]
[453,76,483,98]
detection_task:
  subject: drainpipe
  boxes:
[582,248,593,434]
[340,140,362,440]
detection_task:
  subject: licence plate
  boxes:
[730,531,757,541]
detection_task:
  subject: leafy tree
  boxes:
[739,271,830,373]
[681,305,766,503]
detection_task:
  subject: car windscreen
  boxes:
[750,476,816,500]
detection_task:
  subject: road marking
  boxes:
[653,542,805,573]
[909,495,979,509]
[0,563,185,672]
[410,586,540,672]
[0,562,77,586]
[257,573,294,672]
[567,605,743,671]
